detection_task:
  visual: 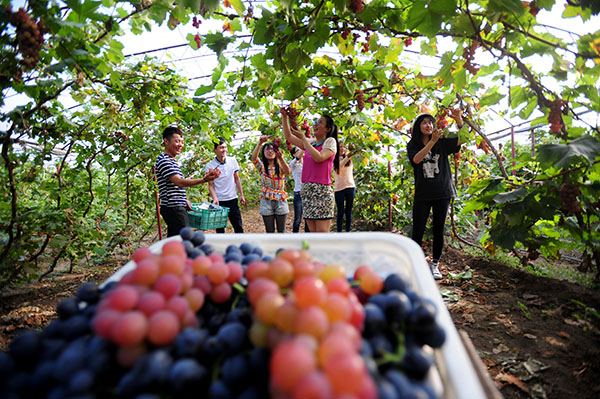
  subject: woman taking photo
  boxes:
[252,135,291,233]
[334,141,356,232]
[281,108,339,233]
[289,146,306,233]
[407,109,465,279]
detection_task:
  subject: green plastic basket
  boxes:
[188,204,230,230]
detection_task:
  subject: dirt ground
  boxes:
[1,207,599,399]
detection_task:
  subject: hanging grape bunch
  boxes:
[349,0,363,13]
[286,105,300,131]
[356,90,365,112]
[8,7,47,71]
[436,108,450,129]
[272,137,282,152]
[559,183,581,214]
[301,119,311,138]
[462,42,480,75]
[548,99,567,135]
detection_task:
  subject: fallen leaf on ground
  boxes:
[557,331,571,339]
[530,383,548,399]
[543,336,568,351]
[493,343,509,354]
[523,358,551,374]
[495,372,529,393]
[524,333,537,340]
[439,289,460,302]
[449,270,473,280]
[563,318,585,327]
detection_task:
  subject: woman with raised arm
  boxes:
[252,135,291,233]
[407,108,465,280]
[334,141,356,232]
[281,108,339,233]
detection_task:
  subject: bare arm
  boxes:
[169,169,219,188]
[207,180,219,205]
[277,151,291,175]
[300,136,335,163]
[340,155,352,168]
[412,131,442,164]
[281,107,304,148]
[450,108,466,145]
[252,136,269,164]
[234,171,246,205]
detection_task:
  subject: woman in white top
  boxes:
[334,141,356,232]
[289,146,306,233]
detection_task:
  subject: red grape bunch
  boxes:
[245,249,382,398]
[559,183,581,214]
[301,119,311,138]
[462,42,480,75]
[436,108,450,129]
[1,230,448,399]
[349,0,363,13]
[286,105,300,131]
[527,1,540,16]
[8,7,47,70]
[356,90,365,112]
[272,137,282,152]
[548,99,567,134]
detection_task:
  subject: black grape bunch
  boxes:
[559,182,581,214]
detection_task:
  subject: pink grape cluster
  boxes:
[91,240,242,363]
[243,249,382,398]
[548,99,567,134]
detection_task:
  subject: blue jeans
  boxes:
[335,187,355,232]
[293,191,303,233]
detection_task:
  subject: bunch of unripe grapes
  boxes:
[349,0,363,13]
[356,90,365,111]
[548,99,567,133]
[8,7,46,70]
[559,183,581,214]
[286,105,300,131]
[462,42,480,75]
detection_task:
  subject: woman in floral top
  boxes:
[252,135,291,233]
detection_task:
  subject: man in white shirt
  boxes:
[205,137,246,233]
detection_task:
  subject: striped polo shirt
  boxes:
[155,153,187,207]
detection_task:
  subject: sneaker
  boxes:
[430,260,443,280]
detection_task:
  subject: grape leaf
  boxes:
[537,136,600,168]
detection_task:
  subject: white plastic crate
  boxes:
[105,232,488,399]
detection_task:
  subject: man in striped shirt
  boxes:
[155,126,218,237]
